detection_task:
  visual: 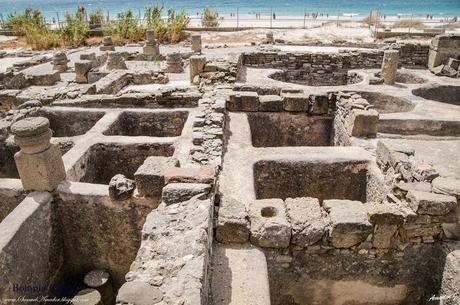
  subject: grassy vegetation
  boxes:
[104,9,144,42]
[201,7,219,28]
[362,13,383,28]
[144,4,189,43]
[391,19,427,29]
[89,8,104,29]
[6,5,190,49]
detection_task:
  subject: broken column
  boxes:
[106,52,127,70]
[191,34,202,53]
[75,60,93,83]
[84,270,114,305]
[52,51,68,72]
[165,52,184,73]
[11,117,66,191]
[189,55,206,84]
[100,36,115,51]
[143,30,160,56]
[381,49,399,85]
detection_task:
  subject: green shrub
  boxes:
[60,6,89,46]
[391,19,426,29]
[89,8,104,29]
[201,7,219,28]
[144,5,189,43]
[105,9,144,42]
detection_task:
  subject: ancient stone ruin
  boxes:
[0,33,459,305]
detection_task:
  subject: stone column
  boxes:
[266,32,274,44]
[381,50,399,85]
[189,55,206,84]
[144,30,160,56]
[191,34,202,53]
[165,53,184,73]
[71,289,103,305]
[84,270,114,305]
[53,51,68,72]
[11,117,66,191]
[100,36,115,51]
[106,52,127,70]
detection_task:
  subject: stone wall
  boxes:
[0,179,25,223]
[55,182,158,289]
[241,43,429,77]
[0,192,65,304]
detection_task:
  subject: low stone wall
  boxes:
[241,43,429,75]
[0,179,25,222]
[0,192,65,303]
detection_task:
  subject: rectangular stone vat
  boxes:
[77,142,175,185]
[104,110,188,137]
[247,113,333,147]
[253,160,368,202]
[33,108,105,137]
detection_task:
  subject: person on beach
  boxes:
[273,13,276,19]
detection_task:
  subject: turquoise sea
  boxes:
[0,0,459,19]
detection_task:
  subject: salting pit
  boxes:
[214,87,460,305]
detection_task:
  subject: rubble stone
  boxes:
[407,190,457,216]
[161,183,211,205]
[108,174,135,201]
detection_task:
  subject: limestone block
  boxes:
[191,34,202,53]
[116,281,163,305]
[164,165,215,184]
[216,197,250,243]
[134,156,170,197]
[249,199,291,248]
[373,224,398,248]
[308,94,330,115]
[407,190,457,216]
[143,44,160,56]
[259,95,282,112]
[106,52,127,70]
[285,197,327,247]
[348,109,379,138]
[84,270,114,305]
[100,45,115,51]
[71,288,103,305]
[431,34,460,49]
[432,177,460,199]
[189,55,207,83]
[108,174,136,201]
[324,199,372,248]
[161,183,211,205]
[282,93,309,112]
[266,32,274,44]
[226,91,259,112]
[14,144,65,191]
[366,202,404,225]
[75,60,93,83]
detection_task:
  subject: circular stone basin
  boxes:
[412,85,460,106]
[346,91,415,114]
[268,70,363,86]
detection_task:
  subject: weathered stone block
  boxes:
[216,197,250,243]
[308,94,329,115]
[366,202,405,225]
[226,92,259,111]
[259,95,282,112]
[285,197,327,247]
[249,199,291,248]
[71,288,103,305]
[348,109,379,137]
[373,224,398,248]
[282,93,309,112]
[75,60,93,83]
[109,174,135,201]
[134,156,169,197]
[164,165,215,184]
[407,190,457,216]
[161,183,211,205]
[324,199,372,248]
[116,281,163,305]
